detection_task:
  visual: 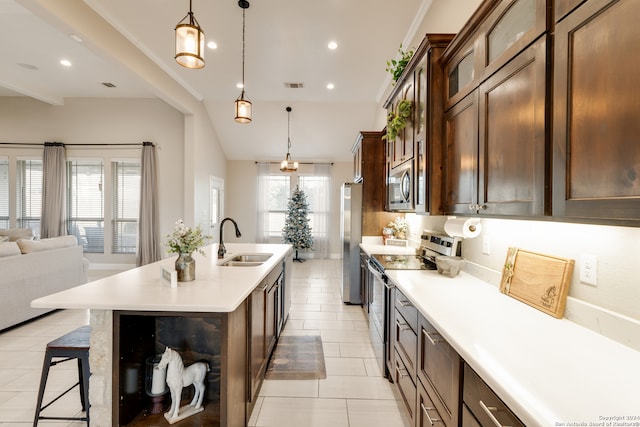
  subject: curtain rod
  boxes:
[0,141,151,147]
[255,161,334,165]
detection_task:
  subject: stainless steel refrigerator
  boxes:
[340,182,362,304]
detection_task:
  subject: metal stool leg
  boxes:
[33,351,53,427]
[79,355,91,424]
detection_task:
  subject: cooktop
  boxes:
[370,254,436,271]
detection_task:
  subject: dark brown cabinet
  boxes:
[553,0,640,224]
[418,314,461,427]
[351,131,397,235]
[384,34,453,215]
[414,35,453,215]
[443,90,479,215]
[443,25,548,216]
[462,363,524,427]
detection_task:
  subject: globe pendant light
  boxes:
[280,107,299,172]
[175,0,205,69]
[234,0,252,123]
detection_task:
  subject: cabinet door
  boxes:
[249,283,267,402]
[443,90,479,215]
[418,315,461,427]
[415,62,428,214]
[555,0,586,22]
[553,0,640,223]
[418,379,446,427]
[478,36,548,216]
[265,281,277,356]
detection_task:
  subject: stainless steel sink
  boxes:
[219,253,273,267]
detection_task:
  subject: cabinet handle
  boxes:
[395,365,409,378]
[468,204,477,211]
[396,319,411,331]
[479,400,508,427]
[478,204,488,210]
[397,299,412,307]
[421,403,441,425]
[423,329,444,345]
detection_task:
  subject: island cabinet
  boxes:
[552,0,640,224]
[441,0,550,217]
[113,260,287,427]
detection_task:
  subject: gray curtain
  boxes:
[136,142,161,266]
[40,142,67,238]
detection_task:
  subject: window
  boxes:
[0,158,8,229]
[112,161,140,254]
[16,159,42,236]
[299,172,331,258]
[266,175,290,237]
[67,160,104,253]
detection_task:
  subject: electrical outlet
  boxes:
[482,236,491,255]
[580,254,597,286]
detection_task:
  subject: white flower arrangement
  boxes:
[166,220,211,256]
[387,217,408,237]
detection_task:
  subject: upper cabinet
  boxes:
[553,0,640,224]
[384,34,454,215]
[442,0,550,216]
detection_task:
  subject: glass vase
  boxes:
[175,252,195,282]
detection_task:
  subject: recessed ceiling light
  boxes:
[236,82,244,89]
[326,83,335,90]
[69,34,83,43]
[207,41,217,49]
[60,59,72,67]
[328,41,338,50]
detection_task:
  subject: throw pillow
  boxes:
[0,228,34,242]
[0,242,21,258]
[17,235,78,254]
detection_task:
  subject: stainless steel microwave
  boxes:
[387,160,413,211]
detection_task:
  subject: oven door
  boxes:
[387,161,413,211]
[367,260,387,377]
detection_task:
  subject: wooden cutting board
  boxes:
[499,247,575,318]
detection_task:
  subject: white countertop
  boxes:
[384,268,640,426]
[32,243,292,313]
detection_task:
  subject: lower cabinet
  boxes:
[418,379,445,427]
[389,298,525,427]
[462,363,524,427]
[248,263,285,409]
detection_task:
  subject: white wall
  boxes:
[225,160,352,258]
[0,96,226,265]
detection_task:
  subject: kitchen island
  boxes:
[32,243,292,427]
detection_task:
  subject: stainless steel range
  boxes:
[366,231,461,377]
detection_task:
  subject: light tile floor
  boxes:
[0,260,409,426]
[248,259,409,427]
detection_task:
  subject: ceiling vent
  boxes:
[101,82,116,88]
[284,82,304,89]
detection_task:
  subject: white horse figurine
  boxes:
[157,346,209,421]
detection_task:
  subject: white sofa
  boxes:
[0,234,89,331]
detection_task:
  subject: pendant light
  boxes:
[175,0,205,69]
[234,0,252,123]
[280,107,299,172]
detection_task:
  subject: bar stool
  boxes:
[33,325,91,426]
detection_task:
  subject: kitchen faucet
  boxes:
[218,218,242,259]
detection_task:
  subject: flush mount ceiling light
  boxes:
[280,107,299,172]
[175,0,205,69]
[234,0,252,123]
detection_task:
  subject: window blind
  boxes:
[67,160,104,252]
[16,159,42,236]
[112,161,140,254]
[0,158,8,229]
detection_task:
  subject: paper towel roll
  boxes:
[444,218,482,239]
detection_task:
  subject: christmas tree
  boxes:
[282,186,314,262]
